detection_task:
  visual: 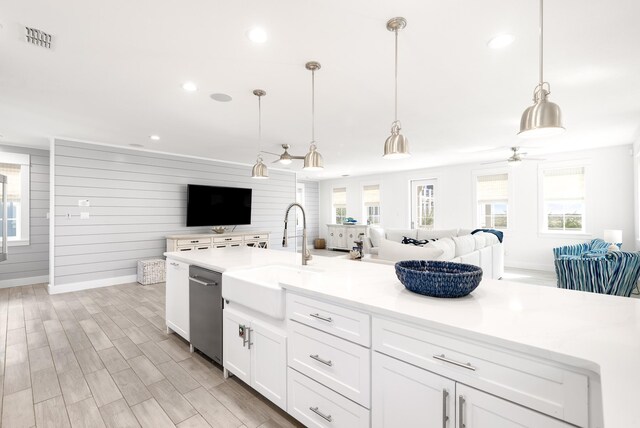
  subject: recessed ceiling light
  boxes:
[182,81,197,92]
[487,33,515,49]
[247,27,268,43]
[210,93,233,102]
[149,135,160,141]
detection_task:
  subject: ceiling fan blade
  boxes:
[260,150,281,156]
[481,160,507,165]
[522,157,546,161]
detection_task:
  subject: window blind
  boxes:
[476,173,508,203]
[543,167,585,201]
[333,188,346,206]
[0,163,21,201]
[363,185,380,206]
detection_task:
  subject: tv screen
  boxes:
[186,185,252,227]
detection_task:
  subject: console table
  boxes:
[166,231,270,252]
[326,224,368,251]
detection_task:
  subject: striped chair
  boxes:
[553,240,640,297]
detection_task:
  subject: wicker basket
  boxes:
[395,260,483,298]
[137,259,166,285]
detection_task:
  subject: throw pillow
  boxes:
[452,235,476,257]
[401,236,439,246]
[386,229,417,243]
[368,227,385,248]
[425,238,456,260]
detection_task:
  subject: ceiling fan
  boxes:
[261,144,306,165]
[482,147,545,165]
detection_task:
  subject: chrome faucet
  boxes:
[282,202,312,265]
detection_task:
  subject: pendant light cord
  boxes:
[258,94,262,155]
[311,69,315,143]
[394,28,399,123]
[539,0,544,86]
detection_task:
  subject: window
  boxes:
[363,185,381,225]
[0,152,30,245]
[411,179,436,230]
[332,187,347,224]
[542,166,585,233]
[476,173,508,229]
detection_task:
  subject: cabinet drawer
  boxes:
[288,368,370,428]
[373,317,588,427]
[287,293,370,346]
[213,236,243,244]
[289,321,370,407]
[177,238,210,246]
[245,234,268,241]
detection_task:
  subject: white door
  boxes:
[372,352,455,428]
[222,308,251,384]
[165,260,190,340]
[250,319,287,410]
[411,179,437,230]
[456,384,573,428]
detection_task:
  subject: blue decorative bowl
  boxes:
[394,260,483,298]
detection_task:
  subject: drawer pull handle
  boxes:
[309,406,333,422]
[459,395,466,428]
[442,389,449,428]
[169,262,179,266]
[309,354,333,367]
[433,354,476,371]
[191,240,198,243]
[190,278,219,287]
[309,313,333,323]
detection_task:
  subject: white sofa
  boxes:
[364,227,504,279]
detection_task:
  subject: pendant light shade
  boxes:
[303,61,324,171]
[251,155,268,179]
[518,0,565,137]
[251,89,269,179]
[383,17,410,159]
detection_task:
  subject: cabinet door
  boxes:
[456,384,573,428]
[373,352,455,428]
[165,260,190,340]
[222,308,251,385]
[327,227,337,249]
[334,226,347,249]
[250,320,287,410]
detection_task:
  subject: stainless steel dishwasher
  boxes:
[189,266,223,365]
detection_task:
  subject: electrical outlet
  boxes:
[80,212,90,219]
[66,213,72,219]
[78,199,90,207]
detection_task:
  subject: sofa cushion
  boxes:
[379,239,444,262]
[452,235,476,257]
[458,228,473,236]
[386,229,417,242]
[473,234,487,250]
[425,237,456,260]
[460,251,480,267]
[369,227,385,248]
[416,228,458,240]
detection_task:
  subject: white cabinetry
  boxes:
[165,259,190,340]
[223,307,287,410]
[286,292,371,425]
[166,231,270,252]
[373,352,454,428]
[326,225,367,250]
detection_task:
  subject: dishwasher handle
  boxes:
[190,277,219,287]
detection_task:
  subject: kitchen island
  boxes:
[165,246,640,427]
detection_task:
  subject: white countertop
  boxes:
[165,247,640,427]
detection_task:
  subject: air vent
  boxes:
[25,27,52,49]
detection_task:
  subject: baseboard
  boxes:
[47,274,138,295]
[505,260,555,272]
[0,275,50,289]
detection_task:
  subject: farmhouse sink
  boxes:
[222,265,321,319]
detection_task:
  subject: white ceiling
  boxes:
[1,0,639,179]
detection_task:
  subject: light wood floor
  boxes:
[0,282,304,428]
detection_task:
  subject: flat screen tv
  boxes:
[186,185,252,227]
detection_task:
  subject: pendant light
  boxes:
[251,89,269,179]
[383,17,410,159]
[303,61,324,171]
[518,0,564,137]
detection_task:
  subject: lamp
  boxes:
[384,17,410,159]
[603,229,622,252]
[251,89,268,179]
[518,0,565,137]
[303,61,324,171]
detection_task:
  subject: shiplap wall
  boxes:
[53,139,298,289]
[0,144,49,287]
[300,180,319,243]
